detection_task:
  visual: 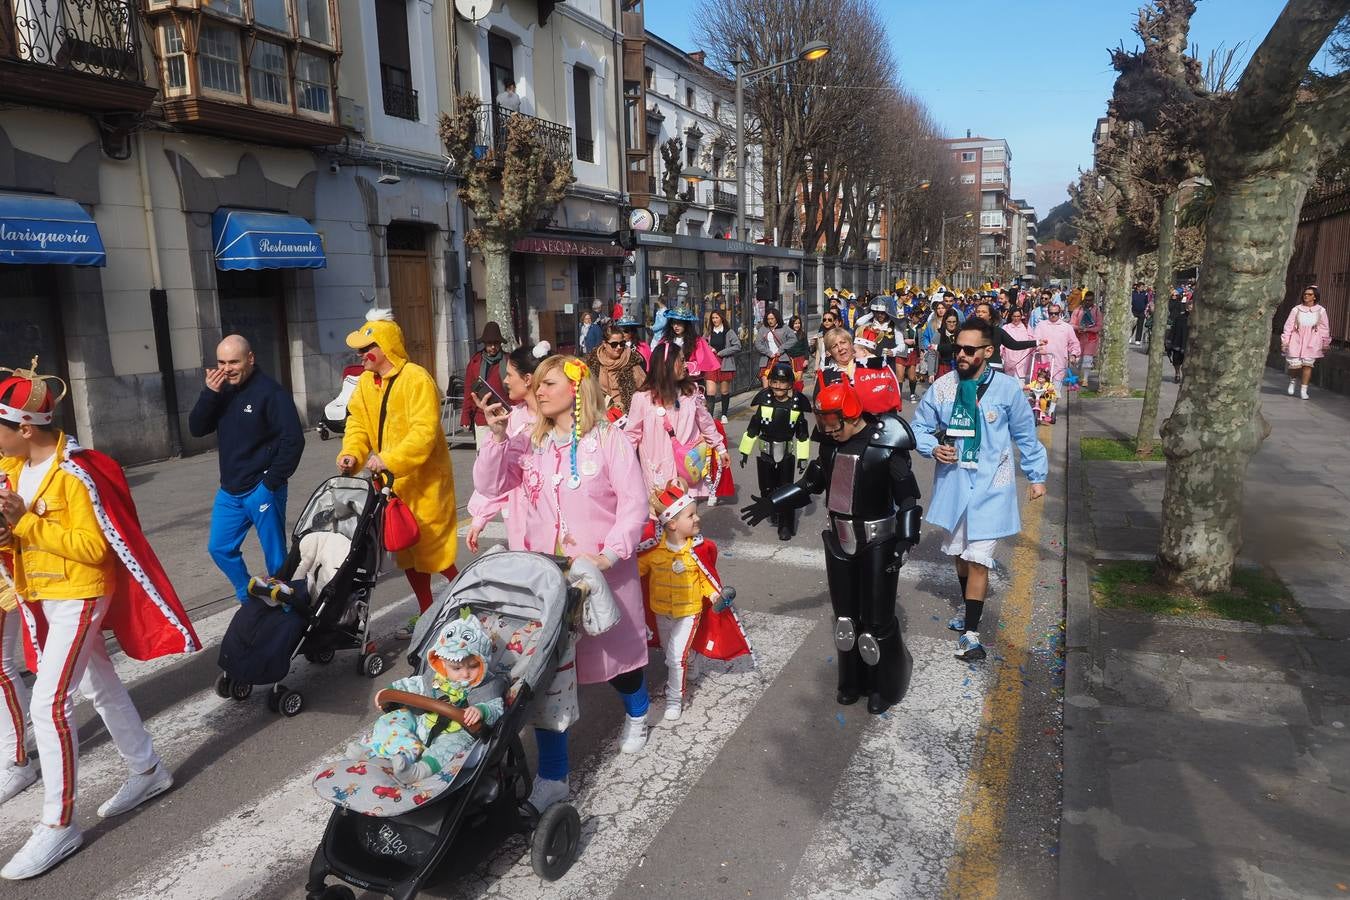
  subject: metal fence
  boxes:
[1,0,142,81]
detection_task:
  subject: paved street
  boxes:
[0,403,1066,899]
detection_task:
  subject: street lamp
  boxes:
[735,39,831,243]
[939,211,973,283]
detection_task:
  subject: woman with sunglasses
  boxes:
[703,308,740,422]
[1280,285,1331,400]
[934,311,963,378]
[814,309,843,371]
[584,325,647,418]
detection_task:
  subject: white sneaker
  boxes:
[0,763,38,805]
[1287,380,1296,395]
[664,697,682,721]
[1,824,82,880]
[619,714,648,754]
[1300,385,1309,400]
[527,775,568,812]
[97,762,173,818]
[719,415,728,424]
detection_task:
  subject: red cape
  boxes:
[639,523,754,665]
[710,420,736,499]
[20,441,201,669]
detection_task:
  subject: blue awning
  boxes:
[0,194,106,267]
[212,209,326,271]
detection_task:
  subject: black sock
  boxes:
[964,599,984,634]
[958,574,969,599]
[705,395,716,414]
[720,393,730,418]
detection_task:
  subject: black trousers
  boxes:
[822,530,913,705]
[757,453,796,528]
[1131,314,1147,342]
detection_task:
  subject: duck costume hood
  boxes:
[427,612,493,689]
[346,308,409,371]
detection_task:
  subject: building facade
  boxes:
[945,132,1014,280]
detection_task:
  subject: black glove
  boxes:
[739,453,748,469]
[739,495,776,527]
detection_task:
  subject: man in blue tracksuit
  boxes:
[189,335,304,601]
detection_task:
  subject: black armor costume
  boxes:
[742,397,922,714]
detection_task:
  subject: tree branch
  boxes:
[1297,71,1350,150]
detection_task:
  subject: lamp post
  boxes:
[939,211,973,284]
[735,39,830,244]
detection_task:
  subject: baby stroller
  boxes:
[1025,352,1059,425]
[318,364,365,440]
[304,551,583,900]
[215,474,389,716]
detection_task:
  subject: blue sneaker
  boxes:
[955,632,986,662]
[947,615,965,632]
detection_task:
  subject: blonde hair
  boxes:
[823,326,854,351]
[529,354,607,447]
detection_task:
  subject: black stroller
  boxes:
[303,551,584,900]
[215,474,390,716]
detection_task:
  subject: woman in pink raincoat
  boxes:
[1070,292,1102,382]
[472,355,652,813]
[1281,284,1333,400]
[623,342,729,502]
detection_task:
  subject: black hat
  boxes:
[767,360,794,383]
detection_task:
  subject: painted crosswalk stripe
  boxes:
[105,610,813,900]
[785,633,995,899]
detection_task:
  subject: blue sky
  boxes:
[644,1,1338,218]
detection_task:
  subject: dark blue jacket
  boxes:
[1131,290,1150,316]
[188,370,304,495]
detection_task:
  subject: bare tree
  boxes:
[657,137,695,235]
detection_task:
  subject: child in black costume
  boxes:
[738,361,812,541]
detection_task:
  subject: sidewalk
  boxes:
[1059,350,1350,898]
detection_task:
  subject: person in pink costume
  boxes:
[465,343,548,553]
[1032,301,1081,393]
[623,342,729,502]
[1069,292,1102,382]
[1280,284,1333,400]
[471,354,652,813]
[1001,306,1036,381]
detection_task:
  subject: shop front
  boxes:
[505,234,626,353]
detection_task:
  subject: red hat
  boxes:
[0,357,65,427]
[654,479,696,527]
[815,381,862,420]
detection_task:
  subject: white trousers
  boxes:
[654,613,700,701]
[0,607,31,769]
[16,597,158,826]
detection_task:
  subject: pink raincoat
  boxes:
[1281,303,1332,361]
[622,389,727,499]
[472,423,649,684]
[1071,304,1102,358]
[1001,321,1036,380]
[1032,318,1082,383]
[466,404,537,548]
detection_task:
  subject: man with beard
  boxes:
[740,381,922,714]
[910,318,1047,663]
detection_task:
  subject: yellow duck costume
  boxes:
[339,310,457,601]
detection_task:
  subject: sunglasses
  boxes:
[604,340,625,349]
[955,343,991,356]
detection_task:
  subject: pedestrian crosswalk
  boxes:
[0,509,1013,899]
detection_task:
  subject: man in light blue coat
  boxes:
[911,318,1047,662]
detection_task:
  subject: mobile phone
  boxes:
[472,377,510,410]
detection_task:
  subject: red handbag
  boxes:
[378,473,420,552]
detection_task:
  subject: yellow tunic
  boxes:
[339,324,457,574]
[638,537,715,619]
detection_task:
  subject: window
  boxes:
[960,151,976,163]
[981,169,1005,184]
[983,146,1004,161]
[488,31,514,100]
[980,211,1004,228]
[253,0,289,34]
[250,39,290,106]
[161,23,188,93]
[209,0,243,17]
[685,86,694,108]
[573,66,594,162]
[959,173,975,184]
[297,0,331,44]
[377,0,416,119]
[686,141,696,167]
[199,23,243,95]
[712,99,720,119]
[296,52,330,114]
[644,66,653,90]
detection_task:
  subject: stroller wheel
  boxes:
[361,654,386,678]
[231,681,254,701]
[305,648,336,664]
[214,672,232,699]
[317,425,330,441]
[530,802,582,882]
[279,689,304,717]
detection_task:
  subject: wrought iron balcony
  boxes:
[382,81,419,121]
[0,0,156,114]
[470,102,573,169]
[713,188,736,210]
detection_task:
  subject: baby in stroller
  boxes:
[246,498,361,609]
[346,613,505,784]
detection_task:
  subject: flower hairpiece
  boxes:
[563,359,589,382]
[532,341,552,360]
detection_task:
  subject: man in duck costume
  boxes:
[0,359,199,879]
[338,310,458,621]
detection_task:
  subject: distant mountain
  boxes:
[1037,201,1078,244]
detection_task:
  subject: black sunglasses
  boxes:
[604,340,625,349]
[955,343,991,356]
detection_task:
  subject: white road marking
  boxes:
[106,610,813,900]
[785,633,995,899]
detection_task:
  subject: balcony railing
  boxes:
[382,80,419,121]
[471,102,573,168]
[1,0,142,82]
[713,188,736,210]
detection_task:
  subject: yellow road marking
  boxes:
[943,423,1053,900]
